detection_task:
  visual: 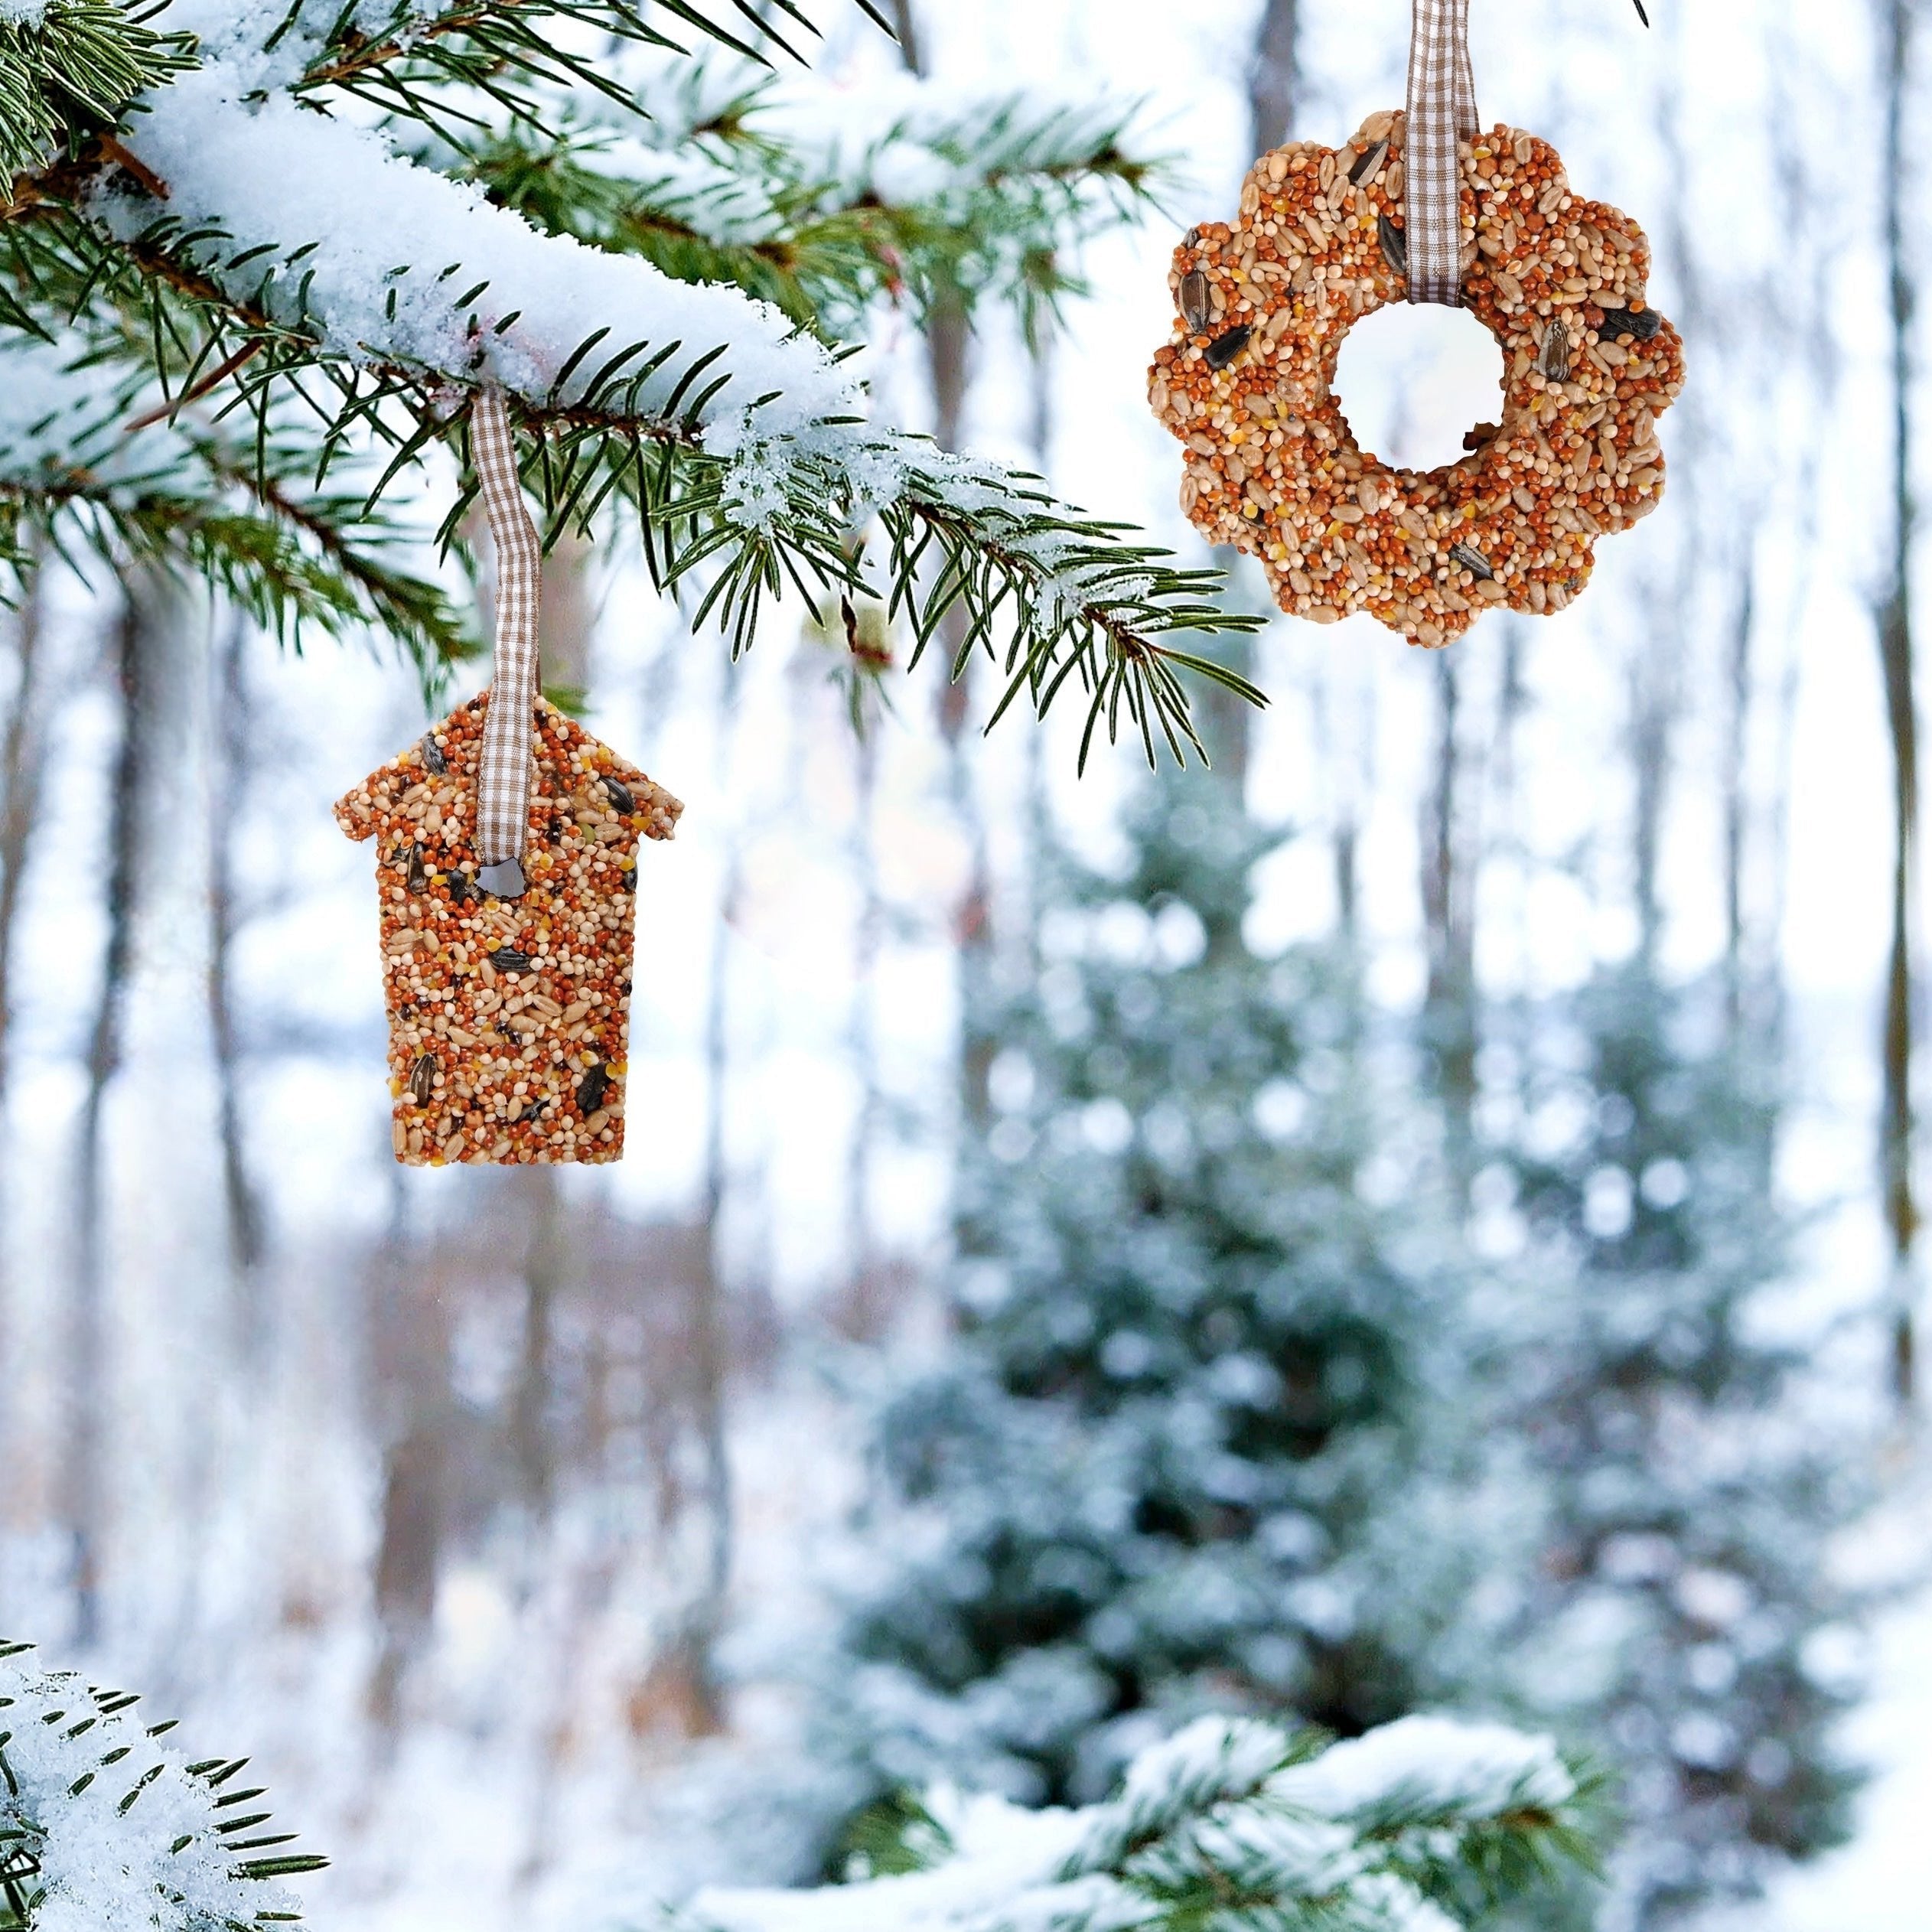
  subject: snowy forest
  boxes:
[0,0,1925,1928]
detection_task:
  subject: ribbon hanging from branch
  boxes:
[1404,0,1480,305]
[470,386,542,897]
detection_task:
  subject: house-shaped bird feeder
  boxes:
[336,692,682,1165]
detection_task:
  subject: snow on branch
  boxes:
[489,55,1166,334]
[0,334,470,670]
[0,1640,325,1930]
[0,0,1259,761]
[673,1715,1594,1932]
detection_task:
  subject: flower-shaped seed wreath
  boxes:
[1148,110,1684,644]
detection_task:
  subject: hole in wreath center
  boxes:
[1331,302,1506,474]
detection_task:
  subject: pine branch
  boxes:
[290,0,891,133]
[0,1642,325,1929]
[0,0,1261,767]
[680,1716,1600,1932]
[0,327,471,677]
[5,165,1262,762]
[0,0,194,178]
[448,84,1169,336]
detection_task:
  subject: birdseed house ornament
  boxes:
[1150,0,1683,644]
[335,389,683,1166]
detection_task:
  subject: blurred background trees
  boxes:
[0,2,1918,1930]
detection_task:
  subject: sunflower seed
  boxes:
[490,947,533,973]
[419,735,447,774]
[599,775,635,815]
[1179,269,1210,334]
[1598,305,1663,342]
[1204,324,1252,372]
[1450,542,1496,581]
[1348,138,1389,185]
[406,842,428,894]
[1538,319,1572,380]
[445,868,477,907]
[408,1053,436,1105]
[576,1064,611,1116]
[1378,213,1408,279]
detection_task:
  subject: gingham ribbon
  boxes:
[471,386,542,866]
[1405,0,1480,305]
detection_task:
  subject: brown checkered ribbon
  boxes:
[471,386,542,868]
[1405,0,1480,305]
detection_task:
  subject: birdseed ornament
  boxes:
[1150,0,1682,644]
[335,389,683,1167]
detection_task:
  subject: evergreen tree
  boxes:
[826,771,1506,1810]
[1485,962,1864,1927]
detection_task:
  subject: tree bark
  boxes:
[0,565,49,1497]
[67,585,156,1646]
[0,562,50,1114]
[1420,654,1478,1197]
[894,4,999,1145]
[208,614,266,1351]
[1878,0,1919,1407]
[1249,0,1300,158]
[888,0,922,75]
[1721,569,1756,1036]
[366,1177,448,1733]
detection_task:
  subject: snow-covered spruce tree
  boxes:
[1484,963,1862,1926]
[0,0,1258,751]
[823,767,1511,1812]
[0,1640,323,1930]
[676,1713,1598,1932]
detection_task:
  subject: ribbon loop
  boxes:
[471,386,542,871]
[1405,0,1479,305]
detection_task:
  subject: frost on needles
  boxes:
[0,1641,325,1931]
[0,0,1262,764]
[674,1714,1597,1932]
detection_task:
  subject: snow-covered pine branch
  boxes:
[0,1640,325,1930]
[448,58,1165,337]
[0,0,1262,764]
[674,1715,1597,1932]
[0,333,471,673]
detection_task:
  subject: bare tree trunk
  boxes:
[511,1171,566,1523]
[0,565,50,1498]
[67,588,155,1647]
[208,615,266,1354]
[895,4,998,1141]
[0,563,50,1113]
[845,723,882,1289]
[1249,0,1300,157]
[1878,0,1919,1408]
[671,841,736,1732]
[1722,569,1756,1036]
[1021,333,1056,965]
[663,663,742,1732]
[366,1178,448,1734]
[888,0,921,73]
[1420,654,1478,1197]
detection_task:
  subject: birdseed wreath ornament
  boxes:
[335,389,683,1168]
[1150,0,1683,643]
